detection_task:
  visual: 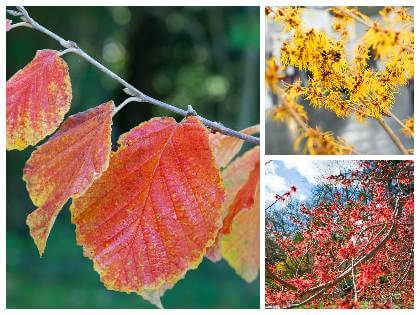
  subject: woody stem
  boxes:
[12,6,259,145]
[376,118,409,154]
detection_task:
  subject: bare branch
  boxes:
[13,6,259,145]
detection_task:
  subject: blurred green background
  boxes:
[6,6,260,308]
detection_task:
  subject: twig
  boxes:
[285,222,396,308]
[376,118,409,154]
[266,268,299,292]
[335,7,373,28]
[265,199,279,211]
[12,6,259,145]
[276,87,361,154]
[387,111,413,136]
[276,87,309,132]
[351,258,358,304]
[382,249,413,302]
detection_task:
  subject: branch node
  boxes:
[186,105,198,116]
[11,6,260,145]
[61,40,78,49]
[123,87,136,96]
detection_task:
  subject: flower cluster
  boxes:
[266,6,414,155]
[265,161,414,308]
[294,127,352,155]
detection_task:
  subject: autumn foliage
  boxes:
[265,160,414,308]
[6,8,259,307]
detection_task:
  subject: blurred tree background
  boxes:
[6,6,260,308]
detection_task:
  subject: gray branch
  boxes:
[12,6,259,145]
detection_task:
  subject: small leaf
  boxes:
[221,185,260,282]
[7,49,72,150]
[221,160,260,234]
[24,101,114,256]
[206,146,260,262]
[70,116,224,307]
[210,125,259,168]
[6,19,12,32]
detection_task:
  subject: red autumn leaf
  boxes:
[210,124,259,168]
[70,116,224,307]
[23,101,114,256]
[221,185,260,282]
[207,146,260,262]
[6,19,12,32]
[221,160,260,234]
[7,49,72,150]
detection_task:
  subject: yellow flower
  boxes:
[271,84,308,125]
[379,7,393,21]
[294,127,353,155]
[330,7,353,41]
[266,57,285,90]
[353,44,370,71]
[401,117,414,137]
[267,6,414,147]
[361,25,413,60]
[269,7,302,32]
[382,48,414,86]
[271,102,307,125]
[395,7,413,23]
[280,28,348,90]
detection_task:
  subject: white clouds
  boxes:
[265,174,288,193]
[265,173,288,205]
[266,160,279,175]
[282,160,357,185]
[298,194,307,202]
[282,160,323,184]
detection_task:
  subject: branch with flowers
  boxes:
[265,161,414,308]
[265,6,413,155]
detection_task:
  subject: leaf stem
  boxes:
[9,21,32,30]
[12,6,259,145]
[113,97,141,116]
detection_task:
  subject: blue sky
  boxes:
[265,160,357,208]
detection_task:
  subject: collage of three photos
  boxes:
[4,4,414,310]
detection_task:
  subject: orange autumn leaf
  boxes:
[70,116,224,307]
[23,101,114,256]
[210,124,259,168]
[221,186,260,282]
[221,160,260,234]
[207,146,260,262]
[7,49,72,150]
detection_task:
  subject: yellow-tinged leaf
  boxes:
[24,101,114,256]
[70,116,224,307]
[7,50,72,150]
[206,146,260,262]
[210,125,259,168]
[221,186,260,282]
